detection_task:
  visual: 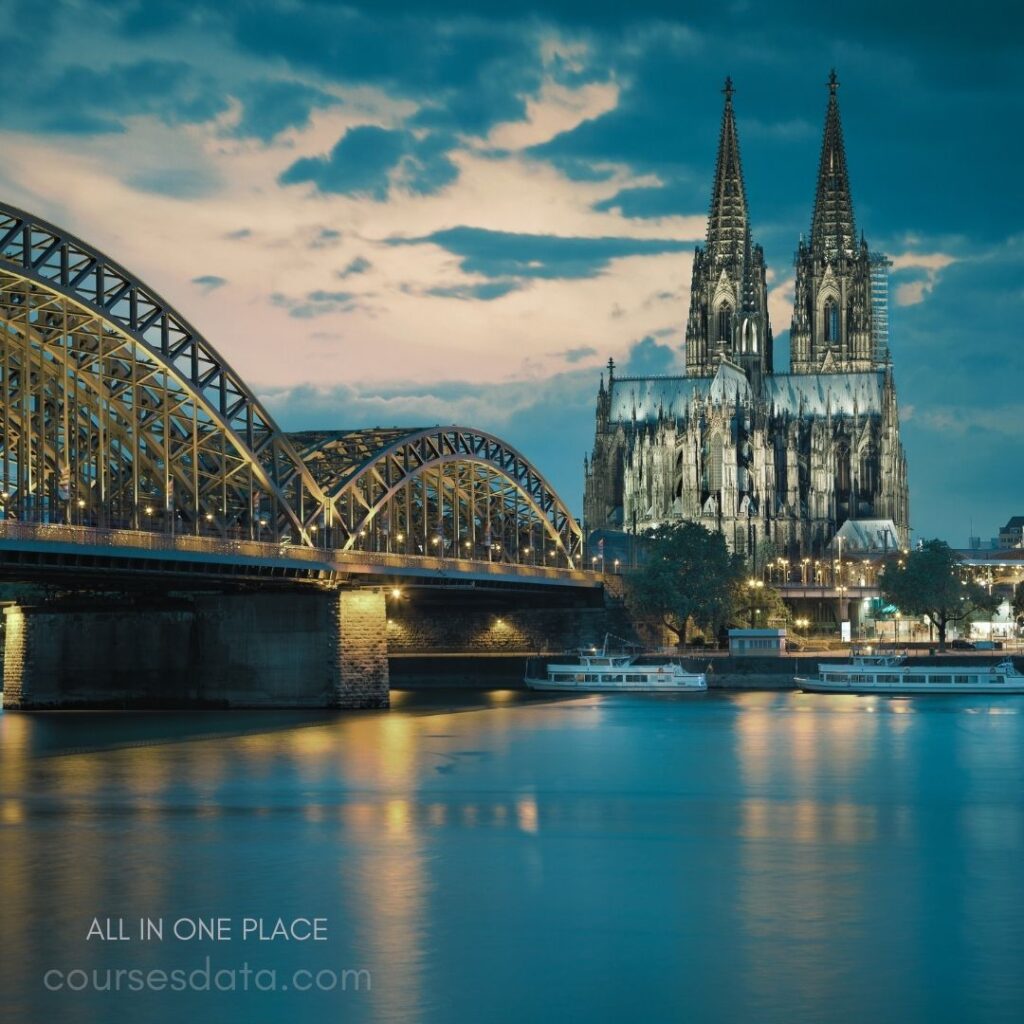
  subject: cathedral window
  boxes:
[708,433,724,491]
[775,445,787,496]
[836,442,851,500]
[860,446,878,495]
[717,303,733,343]
[742,318,758,354]
[824,298,839,343]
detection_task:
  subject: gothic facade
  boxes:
[584,74,910,563]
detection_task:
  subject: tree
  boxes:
[1013,582,1024,629]
[731,579,790,630]
[879,540,999,651]
[624,521,744,646]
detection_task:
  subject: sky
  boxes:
[0,0,1020,544]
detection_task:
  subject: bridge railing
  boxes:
[0,520,599,583]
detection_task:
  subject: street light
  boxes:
[745,578,765,627]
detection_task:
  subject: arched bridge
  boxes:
[0,202,590,590]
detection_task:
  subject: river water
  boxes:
[1,689,1022,1024]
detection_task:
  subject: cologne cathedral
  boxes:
[584,73,910,562]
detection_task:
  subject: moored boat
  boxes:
[796,648,1024,694]
[524,635,707,693]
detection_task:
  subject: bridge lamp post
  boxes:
[523,546,531,566]
[802,557,810,584]
[745,578,764,627]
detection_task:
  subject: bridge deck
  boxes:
[0,522,603,589]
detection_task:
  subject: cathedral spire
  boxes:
[811,70,856,258]
[706,76,748,264]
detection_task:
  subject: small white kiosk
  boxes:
[728,628,787,657]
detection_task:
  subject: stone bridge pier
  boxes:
[2,589,389,710]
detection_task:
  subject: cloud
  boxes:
[388,226,690,280]
[425,281,523,301]
[895,280,927,306]
[230,78,341,140]
[337,256,372,278]
[593,176,704,219]
[913,405,1024,439]
[271,289,360,318]
[553,345,598,363]
[258,332,672,517]
[15,58,229,135]
[889,249,958,306]
[487,79,620,150]
[192,274,228,291]
[619,335,682,375]
[279,124,457,199]
[226,2,543,136]
[123,166,222,199]
[309,227,342,249]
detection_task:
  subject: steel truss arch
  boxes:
[0,202,583,567]
[0,202,330,541]
[293,427,583,564]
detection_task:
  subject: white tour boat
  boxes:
[796,648,1024,694]
[524,636,707,693]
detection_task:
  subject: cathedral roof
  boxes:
[828,519,902,553]
[811,71,857,258]
[608,369,885,423]
[765,372,882,417]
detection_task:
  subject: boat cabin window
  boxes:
[954,675,972,684]
[929,675,951,684]
[904,675,925,683]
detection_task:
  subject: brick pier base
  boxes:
[2,588,389,710]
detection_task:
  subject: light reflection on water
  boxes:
[1,691,1023,1024]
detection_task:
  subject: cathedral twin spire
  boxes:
[705,76,749,267]
[684,75,769,378]
[810,70,857,258]
[686,71,880,379]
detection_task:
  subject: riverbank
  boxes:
[390,651,1024,690]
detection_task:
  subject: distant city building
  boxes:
[998,517,1024,549]
[584,73,910,563]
